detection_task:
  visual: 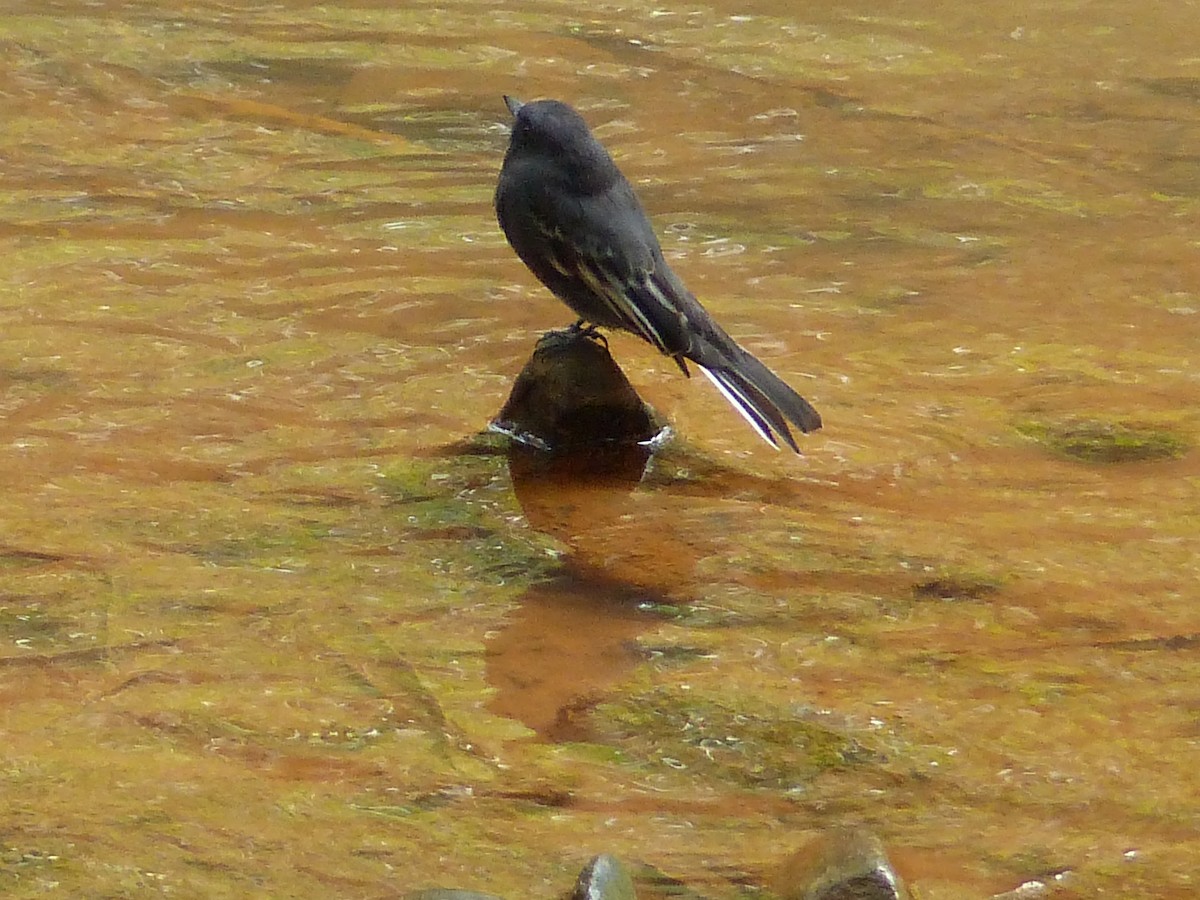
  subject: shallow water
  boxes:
[1,1,1198,897]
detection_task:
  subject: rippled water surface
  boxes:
[2,1,1198,897]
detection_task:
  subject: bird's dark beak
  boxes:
[503,95,524,117]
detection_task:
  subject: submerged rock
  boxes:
[571,854,637,900]
[491,327,664,452]
[776,829,908,900]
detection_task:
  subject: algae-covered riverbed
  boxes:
[1,2,1198,897]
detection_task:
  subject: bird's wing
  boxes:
[524,184,694,358]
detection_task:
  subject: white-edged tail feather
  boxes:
[699,366,782,450]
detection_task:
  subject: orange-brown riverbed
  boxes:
[1,1,1198,897]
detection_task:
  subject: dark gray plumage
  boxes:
[494,96,821,451]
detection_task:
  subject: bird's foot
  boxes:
[569,320,608,347]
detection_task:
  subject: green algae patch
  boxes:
[374,451,563,588]
[0,601,78,651]
[1017,417,1188,463]
[592,686,881,791]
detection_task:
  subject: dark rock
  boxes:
[491,328,663,452]
[776,829,908,900]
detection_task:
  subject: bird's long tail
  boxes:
[697,350,822,453]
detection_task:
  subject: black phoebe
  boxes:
[495,96,822,452]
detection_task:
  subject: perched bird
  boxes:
[494,95,822,452]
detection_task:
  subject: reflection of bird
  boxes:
[495,96,822,452]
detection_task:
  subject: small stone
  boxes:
[775,829,908,900]
[571,854,638,900]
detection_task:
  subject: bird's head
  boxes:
[501,96,619,192]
